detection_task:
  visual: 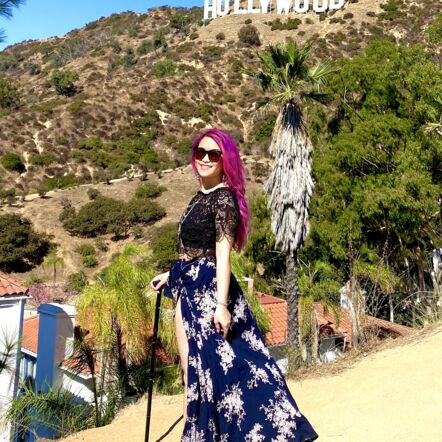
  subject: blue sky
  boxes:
[0,0,200,51]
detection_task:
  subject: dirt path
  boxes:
[63,324,442,442]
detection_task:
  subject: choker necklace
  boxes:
[199,183,226,194]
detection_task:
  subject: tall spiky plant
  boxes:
[249,40,336,369]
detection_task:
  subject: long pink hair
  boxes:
[190,128,249,251]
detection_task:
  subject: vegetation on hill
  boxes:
[0,2,440,195]
[0,213,53,272]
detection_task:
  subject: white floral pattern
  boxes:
[245,423,266,442]
[245,359,272,389]
[232,294,249,323]
[215,339,236,375]
[166,256,318,442]
[216,382,246,430]
[241,326,272,359]
[259,389,303,441]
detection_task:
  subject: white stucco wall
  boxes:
[0,297,26,442]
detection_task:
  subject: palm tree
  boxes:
[0,0,26,43]
[42,250,65,286]
[249,40,335,370]
[76,243,177,395]
[298,261,342,366]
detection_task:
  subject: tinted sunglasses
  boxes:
[194,146,223,163]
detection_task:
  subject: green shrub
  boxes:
[123,48,137,69]
[1,152,25,173]
[238,25,261,46]
[255,114,277,142]
[82,254,98,267]
[41,175,78,191]
[201,45,224,62]
[216,32,225,41]
[61,196,125,237]
[135,183,167,199]
[67,271,87,292]
[87,187,100,200]
[169,12,196,34]
[137,40,154,55]
[174,138,192,157]
[110,39,122,53]
[126,199,166,224]
[78,136,103,150]
[29,154,56,166]
[51,69,79,96]
[75,243,96,257]
[176,42,194,53]
[378,0,405,21]
[61,195,166,238]
[0,213,52,272]
[67,100,85,114]
[0,78,21,109]
[149,222,179,271]
[270,17,302,30]
[151,59,176,78]
[128,25,140,38]
[94,237,109,252]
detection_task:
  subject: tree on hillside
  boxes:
[249,41,335,369]
[42,250,65,285]
[0,213,53,272]
[0,0,26,43]
[303,38,442,331]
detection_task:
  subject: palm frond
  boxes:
[0,0,26,19]
[300,91,332,105]
[0,334,16,374]
[308,61,339,89]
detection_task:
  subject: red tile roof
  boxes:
[256,292,287,346]
[22,315,39,354]
[256,294,413,349]
[0,271,29,298]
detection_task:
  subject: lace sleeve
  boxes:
[214,189,239,246]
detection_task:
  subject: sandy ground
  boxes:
[62,323,442,442]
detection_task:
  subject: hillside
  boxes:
[0,0,440,282]
[61,323,442,441]
[0,0,440,195]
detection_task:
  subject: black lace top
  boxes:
[177,186,240,259]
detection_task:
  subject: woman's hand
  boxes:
[213,304,232,339]
[150,271,169,291]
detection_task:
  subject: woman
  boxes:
[151,128,318,441]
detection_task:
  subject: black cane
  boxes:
[145,285,163,442]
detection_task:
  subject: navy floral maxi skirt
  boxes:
[163,256,319,442]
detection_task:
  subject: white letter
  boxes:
[313,0,328,13]
[276,0,292,14]
[234,0,247,13]
[260,0,271,13]
[204,0,217,19]
[248,0,261,13]
[329,0,344,10]
[294,0,309,13]
[217,0,229,16]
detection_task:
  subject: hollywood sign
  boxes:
[204,0,346,19]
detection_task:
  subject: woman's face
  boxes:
[194,136,223,181]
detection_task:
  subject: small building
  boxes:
[255,292,414,367]
[0,272,30,442]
